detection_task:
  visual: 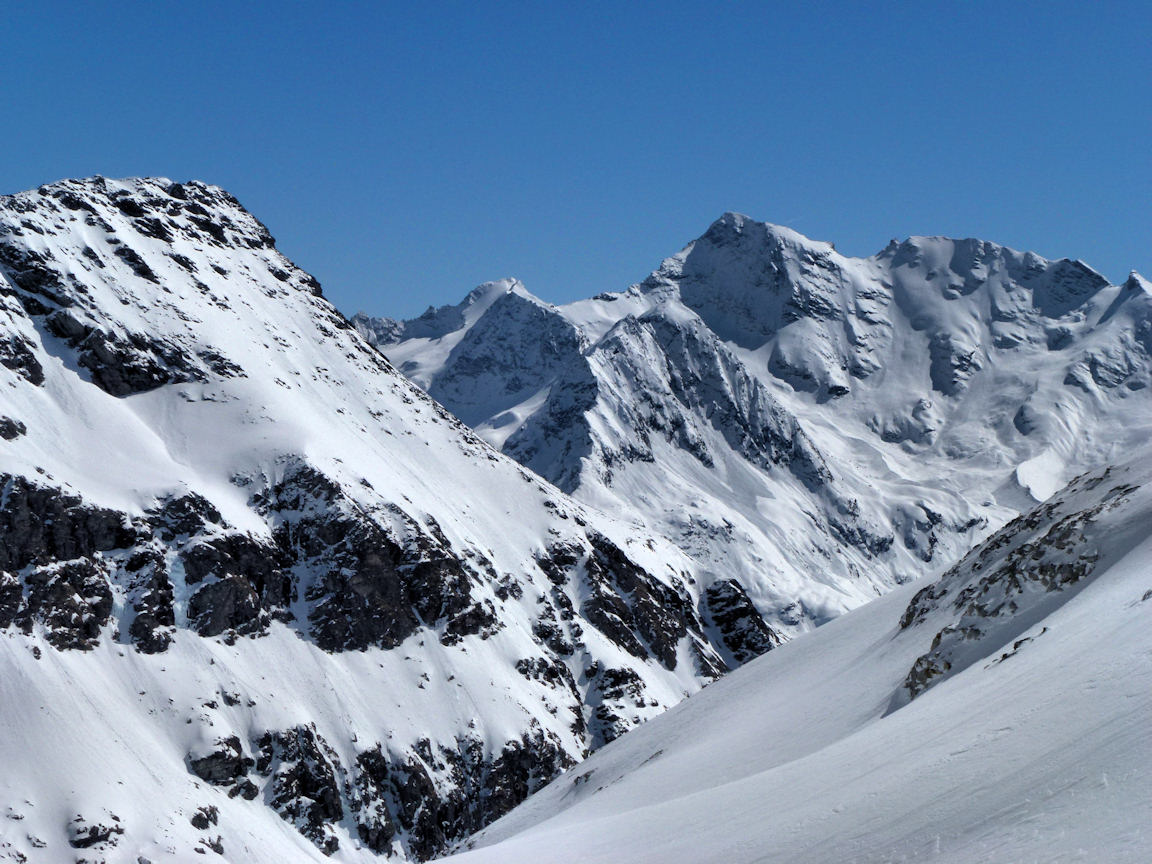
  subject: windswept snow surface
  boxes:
[444,460,1152,863]
[362,216,1152,635]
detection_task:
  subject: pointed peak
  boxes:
[465,278,551,312]
[699,213,836,256]
[461,278,520,309]
[1123,271,1151,294]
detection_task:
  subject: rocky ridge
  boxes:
[896,461,1148,704]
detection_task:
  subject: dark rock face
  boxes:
[0,333,43,385]
[151,493,224,541]
[584,532,693,670]
[248,464,490,652]
[441,599,500,645]
[18,559,114,650]
[228,779,260,801]
[241,724,576,860]
[180,532,288,637]
[704,579,783,664]
[570,532,728,744]
[76,329,196,396]
[350,747,399,854]
[590,665,648,744]
[0,464,504,654]
[190,805,219,830]
[67,813,124,850]
[123,551,176,654]
[187,575,264,637]
[0,416,26,439]
[189,735,253,785]
[0,571,20,628]
[0,474,136,573]
[0,477,269,651]
[0,464,723,676]
[380,728,576,861]
[0,238,76,310]
[534,533,727,719]
[179,723,577,861]
[43,307,237,397]
[257,726,345,855]
[0,476,132,649]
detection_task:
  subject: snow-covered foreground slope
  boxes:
[360,215,1152,633]
[0,178,777,862]
[444,459,1152,863]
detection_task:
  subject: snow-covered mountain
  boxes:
[358,213,1152,632]
[0,179,777,862]
[5,179,1149,863]
[443,457,1152,863]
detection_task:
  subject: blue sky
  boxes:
[6,2,1150,317]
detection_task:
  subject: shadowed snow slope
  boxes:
[360,214,1152,634]
[443,458,1152,863]
[0,178,776,862]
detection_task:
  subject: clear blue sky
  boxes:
[6,2,1150,317]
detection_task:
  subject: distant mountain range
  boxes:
[356,212,1152,634]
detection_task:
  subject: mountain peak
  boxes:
[3,175,281,269]
[464,276,524,305]
[353,278,548,350]
[21,175,235,212]
[1124,270,1151,294]
[699,212,835,256]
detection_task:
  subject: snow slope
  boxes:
[360,214,1152,632]
[0,178,775,862]
[444,459,1152,863]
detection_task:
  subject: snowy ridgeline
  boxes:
[445,459,1152,863]
[0,178,777,863]
[360,214,1152,636]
